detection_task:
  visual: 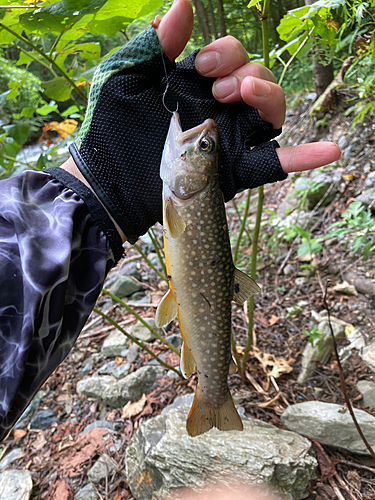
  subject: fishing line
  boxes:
[160,50,179,114]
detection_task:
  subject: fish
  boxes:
[155,112,260,437]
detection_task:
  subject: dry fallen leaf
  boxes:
[122,394,147,419]
[38,119,78,145]
[333,281,358,296]
[269,314,280,326]
[13,429,27,440]
[251,347,293,379]
[115,356,123,366]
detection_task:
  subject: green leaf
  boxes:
[3,124,29,145]
[36,103,59,115]
[42,77,72,101]
[0,91,10,106]
[54,42,101,67]
[247,0,259,7]
[36,153,47,170]
[21,107,37,118]
[297,241,311,256]
[16,52,33,66]
[363,240,373,260]
[352,235,366,254]
[61,104,80,117]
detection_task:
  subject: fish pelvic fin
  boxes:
[233,268,261,305]
[155,288,177,327]
[186,388,243,437]
[165,197,186,239]
[180,341,196,379]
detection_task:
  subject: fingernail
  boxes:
[195,50,221,74]
[213,76,238,99]
[249,76,271,97]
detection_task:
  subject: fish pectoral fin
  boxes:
[186,388,243,437]
[155,289,177,327]
[229,356,237,375]
[233,268,261,305]
[180,342,196,379]
[165,197,186,239]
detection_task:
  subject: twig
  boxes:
[323,281,375,459]
[335,473,360,500]
[338,459,375,475]
[341,244,375,274]
[328,476,346,500]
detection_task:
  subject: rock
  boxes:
[338,135,349,149]
[302,171,340,210]
[29,409,57,430]
[297,320,346,383]
[281,401,375,455]
[333,281,358,296]
[283,264,295,275]
[0,469,33,500]
[365,171,375,188]
[74,482,99,500]
[295,277,308,286]
[110,276,143,299]
[114,362,131,378]
[357,380,375,408]
[166,369,180,379]
[356,187,375,208]
[101,330,129,358]
[165,334,182,349]
[125,394,317,500]
[96,360,130,378]
[131,318,163,343]
[0,448,22,471]
[14,390,47,429]
[360,342,375,372]
[120,261,142,281]
[79,420,116,436]
[81,357,93,375]
[339,328,366,364]
[78,366,164,407]
[88,454,117,484]
[127,344,140,363]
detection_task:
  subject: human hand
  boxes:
[158,0,340,175]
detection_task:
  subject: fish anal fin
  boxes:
[155,288,177,327]
[180,342,196,379]
[186,388,243,437]
[165,197,186,239]
[233,268,261,305]
[229,356,237,375]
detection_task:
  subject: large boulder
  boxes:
[281,401,375,455]
[0,469,33,500]
[125,394,317,500]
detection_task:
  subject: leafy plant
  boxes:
[327,200,374,260]
[302,325,324,352]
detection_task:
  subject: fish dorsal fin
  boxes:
[165,197,186,239]
[155,288,177,327]
[186,387,243,437]
[229,356,237,375]
[233,268,261,305]
[180,341,196,379]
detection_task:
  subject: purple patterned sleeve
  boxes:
[0,170,120,442]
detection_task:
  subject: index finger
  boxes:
[195,36,276,83]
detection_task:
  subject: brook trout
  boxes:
[155,112,260,437]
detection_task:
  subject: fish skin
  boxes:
[156,112,259,437]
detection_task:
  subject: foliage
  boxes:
[327,201,374,260]
[302,325,324,351]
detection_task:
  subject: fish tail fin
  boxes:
[186,388,243,437]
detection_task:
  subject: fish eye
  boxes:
[199,137,215,153]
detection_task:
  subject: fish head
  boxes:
[160,112,219,202]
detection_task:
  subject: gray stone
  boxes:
[81,357,93,375]
[29,409,57,430]
[338,135,349,149]
[357,380,375,408]
[88,454,117,484]
[0,448,22,471]
[131,317,163,343]
[120,261,142,281]
[283,264,295,275]
[113,362,131,378]
[78,366,164,407]
[356,188,375,208]
[110,276,143,299]
[281,401,375,455]
[101,330,129,358]
[14,390,47,429]
[127,344,140,363]
[165,334,182,349]
[166,369,180,379]
[125,394,316,500]
[74,482,99,500]
[295,277,308,286]
[297,320,346,383]
[360,342,375,372]
[0,469,33,500]
[303,171,340,210]
[365,171,375,188]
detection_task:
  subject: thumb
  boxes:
[156,0,194,61]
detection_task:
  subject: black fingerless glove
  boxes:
[48,26,286,252]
